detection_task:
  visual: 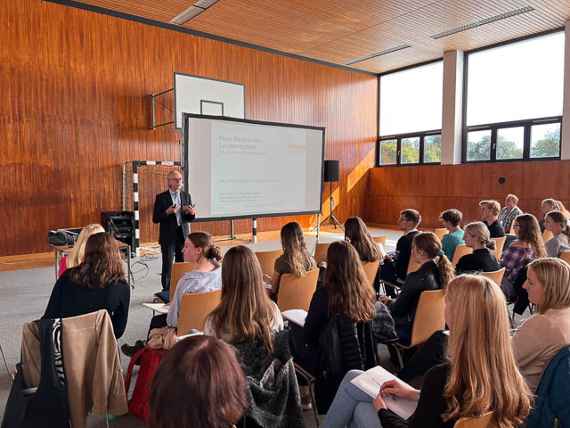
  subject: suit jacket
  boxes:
[152,190,195,244]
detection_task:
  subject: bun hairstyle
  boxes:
[188,232,223,263]
[464,222,495,251]
[412,232,455,288]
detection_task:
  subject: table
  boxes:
[50,242,133,289]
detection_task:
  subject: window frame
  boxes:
[376,130,442,167]
[462,29,564,164]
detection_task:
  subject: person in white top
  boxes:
[166,232,223,327]
[544,210,570,258]
[512,257,570,391]
[204,245,283,348]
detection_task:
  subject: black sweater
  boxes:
[484,220,505,238]
[378,363,454,428]
[395,230,420,281]
[43,268,130,338]
[455,248,500,274]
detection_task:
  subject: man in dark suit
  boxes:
[153,170,195,301]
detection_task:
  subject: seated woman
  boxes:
[204,245,284,346]
[323,275,531,428]
[498,194,523,234]
[270,221,317,296]
[345,216,383,262]
[501,214,546,301]
[456,222,500,274]
[58,223,105,276]
[438,209,464,260]
[512,257,570,392]
[150,335,249,428]
[544,210,570,257]
[43,233,130,338]
[540,198,562,232]
[382,232,454,345]
[166,232,222,327]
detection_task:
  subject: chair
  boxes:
[373,236,387,246]
[480,268,505,285]
[451,244,473,267]
[391,290,446,369]
[169,261,196,301]
[177,289,222,334]
[314,242,331,265]
[492,236,506,258]
[454,411,496,428]
[560,250,570,264]
[434,228,448,242]
[543,229,554,243]
[362,260,381,289]
[277,268,320,312]
[255,249,283,276]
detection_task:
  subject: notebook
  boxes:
[281,309,308,327]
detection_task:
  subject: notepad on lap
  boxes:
[142,302,170,314]
[282,309,307,327]
[351,366,418,420]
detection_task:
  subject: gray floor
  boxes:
[0,229,402,426]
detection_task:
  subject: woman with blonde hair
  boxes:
[58,223,105,276]
[513,257,570,391]
[501,213,546,300]
[323,275,532,428]
[382,232,455,345]
[456,222,500,274]
[270,222,316,295]
[544,210,570,257]
[345,217,383,262]
[499,194,523,233]
[205,245,283,351]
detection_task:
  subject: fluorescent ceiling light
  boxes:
[431,6,535,39]
[346,44,412,65]
[170,0,219,25]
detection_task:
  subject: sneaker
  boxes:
[121,340,145,357]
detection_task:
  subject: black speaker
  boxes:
[101,211,135,251]
[324,160,340,183]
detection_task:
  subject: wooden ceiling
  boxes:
[70,0,570,73]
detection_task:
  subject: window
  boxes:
[464,31,564,162]
[378,61,443,166]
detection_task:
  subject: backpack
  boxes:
[124,347,166,424]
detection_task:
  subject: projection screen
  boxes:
[183,114,325,221]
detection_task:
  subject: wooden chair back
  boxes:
[454,412,496,428]
[434,228,448,242]
[314,242,331,265]
[177,289,222,335]
[409,290,446,347]
[480,268,506,285]
[452,244,473,267]
[277,268,320,312]
[255,249,283,276]
[492,236,506,259]
[170,261,196,301]
[560,250,570,264]
[362,260,381,289]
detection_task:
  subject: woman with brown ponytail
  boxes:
[382,232,455,345]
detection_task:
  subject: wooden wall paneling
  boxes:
[0,0,378,256]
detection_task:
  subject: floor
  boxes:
[0,227,401,427]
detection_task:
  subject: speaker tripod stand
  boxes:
[316,181,344,231]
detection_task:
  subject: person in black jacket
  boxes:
[323,275,531,428]
[153,169,196,301]
[456,222,501,274]
[479,200,505,238]
[381,232,454,345]
[379,209,421,288]
[43,233,130,338]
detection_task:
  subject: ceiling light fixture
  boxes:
[170,0,219,25]
[430,6,535,40]
[346,44,412,66]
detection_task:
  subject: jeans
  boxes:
[322,370,382,428]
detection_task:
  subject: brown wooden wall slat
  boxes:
[0,0,378,256]
[365,161,570,228]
